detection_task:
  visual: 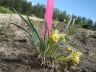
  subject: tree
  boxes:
[0,0,33,15]
[58,13,64,22]
[62,11,69,23]
[75,16,82,27]
[32,3,45,18]
[53,8,60,19]
[82,18,93,29]
[93,22,96,30]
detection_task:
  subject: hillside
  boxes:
[0,14,96,72]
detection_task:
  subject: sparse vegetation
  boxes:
[0,0,96,72]
[0,14,96,72]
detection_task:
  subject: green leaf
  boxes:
[33,32,39,45]
[10,23,33,38]
[53,54,67,62]
[27,16,43,52]
[14,9,41,46]
[27,15,41,41]
[14,9,30,27]
[43,22,49,53]
[45,45,59,56]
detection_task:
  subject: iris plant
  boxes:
[12,0,81,66]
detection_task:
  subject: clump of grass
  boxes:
[0,6,13,13]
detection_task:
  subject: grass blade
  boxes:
[27,15,41,41]
[10,23,33,39]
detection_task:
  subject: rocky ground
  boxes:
[0,14,96,72]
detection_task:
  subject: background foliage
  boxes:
[0,0,96,30]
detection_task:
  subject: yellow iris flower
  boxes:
[68,47,82,64]
[71,51,81,64]
[49,29,66,43]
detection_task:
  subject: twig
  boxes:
[65,16,72,31]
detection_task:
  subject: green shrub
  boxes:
[0,6,13,13]
[58,14,64,22]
